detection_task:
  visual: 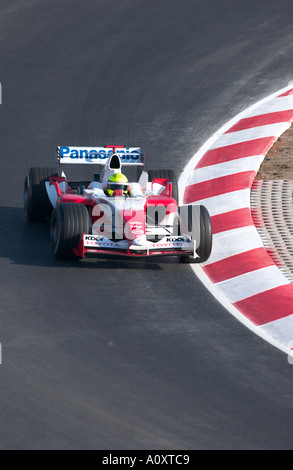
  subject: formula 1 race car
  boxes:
[24,145,212,262]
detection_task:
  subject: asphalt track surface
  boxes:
[1,0,293,450]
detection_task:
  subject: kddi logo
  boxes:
[166,237,184,242]
[84,235,104,242]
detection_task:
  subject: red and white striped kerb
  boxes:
[183,86,293,350]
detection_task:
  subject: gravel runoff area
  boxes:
[255,125,293,180]
[252,124,293,282]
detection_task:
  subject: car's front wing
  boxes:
[73,234,199,259]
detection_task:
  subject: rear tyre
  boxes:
[147,169,179,204]
[24,167,61,222]
[179,205,212,264]
[50,203,90,260]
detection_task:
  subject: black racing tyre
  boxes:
[50,203,90,260]
[148,169,179,204]
[179,205,213,264]
[24,167,61,222]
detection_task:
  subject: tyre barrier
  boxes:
[251,180,293,283]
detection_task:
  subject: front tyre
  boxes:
[50,203,90,260]
[179,205,212,264]
[24,167,61,222]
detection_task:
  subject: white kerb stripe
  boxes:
[210,122,290,150]
[205,226,264,265]
[190,189,251,217]
[216,266,290,303]
[187,155,264,186]
[244,96,293,118]
[260,315,293,347]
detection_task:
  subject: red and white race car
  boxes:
[24,145,212,262]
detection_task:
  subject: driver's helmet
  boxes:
[106,173,129,197]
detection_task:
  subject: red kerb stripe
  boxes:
[233,284,293,326]
[277,89,293,97]
[226,110,293,133]
[196,137,275,169]
[184,171,256,204]
[211,208,253,234]
[203,248,275,284]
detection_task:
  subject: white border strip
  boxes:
[192,264,291,355]
[178,83,293,356]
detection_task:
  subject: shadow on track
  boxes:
[0,206,170,270]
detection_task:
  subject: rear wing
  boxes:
[56,146,145,167]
